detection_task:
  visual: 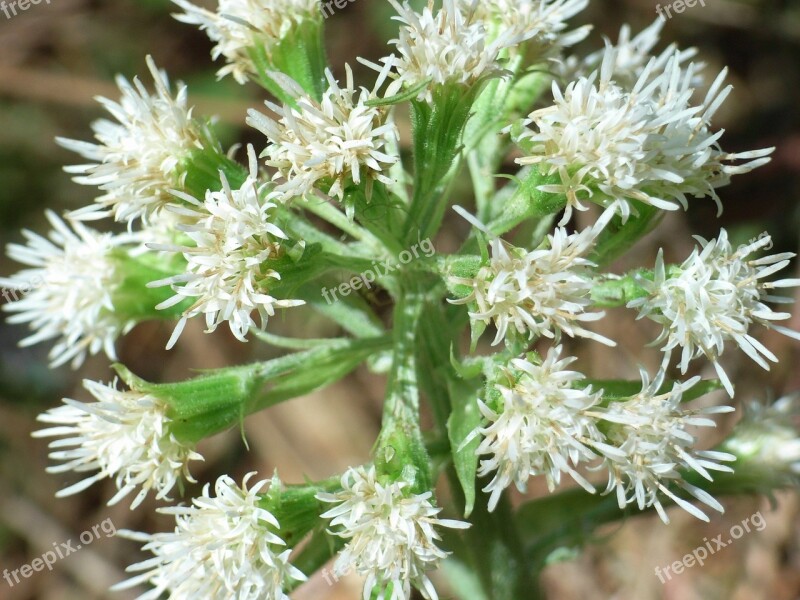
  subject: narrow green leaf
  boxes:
[447,377,482,517]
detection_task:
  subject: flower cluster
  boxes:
[0,211,133,368]
[247,66,400,205]
[629,230,800,396]
[57,56,211,224]
[173,0,321,84]
[372,0,532,102]
[474,346,605,509]
[450,208,615,346]
[4,3,799,600]
[317,466,469,600]
[516,41,774,221]
[475,354,735,523]
[114,473,305,599]
[32,379,201,509]
[151,147,304,348]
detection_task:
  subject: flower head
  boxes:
[247,65,400,204]
[0,211,133,368]
[114,473,305,599]
[173,0,321,84]
[151,147,304,348]
[475,346,605,510]
[57,57,209,224]
[462,0,590,59]
[375,0,529,102]
[450,207,615,347]
[596,369,735,523]
[516,48,774,221]
[317,466,469,600]
[628,230,800,396]
[32,379,202,509]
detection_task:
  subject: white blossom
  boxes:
[516,47,774,222]
[461,0,590,58]
[629,230,800,397]
[172,0,321,84]
[32,379,202,509]
[0,211,133,368]
[114,473,305,599]
[57,56,208,224]
[594,369,735,523]
[317,466,469,600]
[151,146,303,349]
[450,207,615,346]
[474,346,607,510]
[371,0,532,103]
[247,65,400,204]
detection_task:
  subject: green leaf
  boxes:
[446,377,482,517]
[585,378,724,404]
[589,202,664,267]
[364,78,431,107]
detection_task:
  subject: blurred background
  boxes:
[0,0,799,598]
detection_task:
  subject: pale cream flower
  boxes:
[114,473,305,599]
[629,230,800,397]
[317,466,469,600]
[33,379,202,509]
[57,56,208,224]
[173,0,321,83]
[0,211,133,368]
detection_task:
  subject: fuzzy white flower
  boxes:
[32,379,202,509]
[0,211,133,368]
[474,346,607,511]
[462,0,590,58]
[628,230,800,397]
[173,0,321,84]
[449,207,615,346]
[594,369,735,523]
[57,56,208,224]
[114,473,305,599]
[561,20,697,89]
[317,466,469,600]
[516,47,774,222]
[373,0,532,102]
[151,147,304,349]
[247,65,400,204]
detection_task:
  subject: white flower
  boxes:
[32,379,202,509]
[561,19,697,88]
[173,0,321,84]
[628,230,800,397]
[516,48,774,222]
[373,0,531,102]
[57,56,208,224]
[475,346,606,510]
[461,0,590,58]
[594,369,735,523]
[151,146,304,349]
[449,207,615,346]
[114,473,305,599]
[0,211,133,368]
[247,65,400,204]
[317,466,469,600]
